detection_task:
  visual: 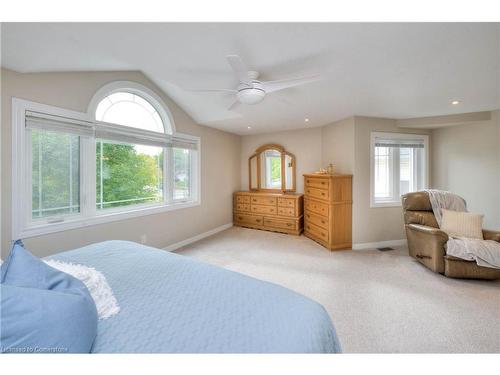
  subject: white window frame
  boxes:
[370,131,429,208]
[12,91,201,240]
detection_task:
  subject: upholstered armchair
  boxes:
[402,191,500,280]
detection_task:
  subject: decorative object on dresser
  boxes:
[234,192,304,235]
[234,143,303,235]
[303,174,353,250]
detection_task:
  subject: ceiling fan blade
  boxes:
[185,88,237,93]
[228,99,241,111]
[262,75,321,94]
[226,55,252,85]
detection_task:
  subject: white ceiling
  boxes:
[2,23,499,135]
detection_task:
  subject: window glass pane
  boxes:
[374,146,392,199]
[31,129,80,219]
[96,140,163,210]
[399,148,413,196]
[95,92,165,133]
[173,148,191,201]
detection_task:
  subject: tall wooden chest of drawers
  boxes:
[233,192,304,235]
[303,174,353,250]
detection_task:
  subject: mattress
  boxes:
[49,240,341,353]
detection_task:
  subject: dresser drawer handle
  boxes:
[238,216,243,220]
[321,181,326,185]
[256,219,261,223]
[321,192,325,196]
[286,223,292,227]
[321,220,326,224]
[416,254,431,260]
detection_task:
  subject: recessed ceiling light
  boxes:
[304,118,310,122]
[247,126,252,129]
[451,100,460,105]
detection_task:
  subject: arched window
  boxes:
[88,81,175,134]
[12,82,199,239]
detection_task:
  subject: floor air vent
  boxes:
[377,247,394,251]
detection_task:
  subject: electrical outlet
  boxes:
[140,234,147,244]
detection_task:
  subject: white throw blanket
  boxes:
[44,259,120,319]
[425,189,467,227]
[425,189,500,269]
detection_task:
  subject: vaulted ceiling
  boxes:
[2,23,499,134]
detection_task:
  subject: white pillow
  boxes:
[441,209,484,239]
[44,259,120,320]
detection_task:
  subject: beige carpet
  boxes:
[176,227,500,353]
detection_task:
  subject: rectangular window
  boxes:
[31,129,80,220]
[371,132,428,207]
[96,140,164,210]
[172,147,192,201]
[12,99,200,239]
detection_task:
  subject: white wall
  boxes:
[1,68,241,257]
[321,117,355,174]
[431,110,500,229]
[240,127,323,194]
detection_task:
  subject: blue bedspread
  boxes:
[49,241,341,353]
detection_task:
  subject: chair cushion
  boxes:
[441,209,484,239]
[0,241,98,353]
[402,191,433,211]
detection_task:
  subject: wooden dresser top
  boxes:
[234,191,303,197]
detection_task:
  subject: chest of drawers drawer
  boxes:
[235,195,250,204]
[235,203,250,212]
[304,199,329,217]
[234,213,263,226]
[304,210,329,230]
[277,198,296,208]
[305,177,330,190]
[277,207,295,217]
[263,217,297,231]
[305,186,330,201]
[305,222,329,243]
[251,204,277,215]
[250,196,277,206]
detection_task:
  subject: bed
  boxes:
[47,240,341,353]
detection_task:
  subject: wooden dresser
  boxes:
[303,174,353,250]
[233,192,304,235]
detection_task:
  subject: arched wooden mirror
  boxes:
[249,144,296,192]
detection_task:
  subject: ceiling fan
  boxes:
[187,55,321,110]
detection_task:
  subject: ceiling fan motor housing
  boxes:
[237,81,266,105]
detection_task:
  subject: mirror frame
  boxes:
[249,143,296,192]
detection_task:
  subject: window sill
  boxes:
[15,200,201,239]
[370,201,402,208]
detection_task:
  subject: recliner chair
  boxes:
[402,191,500,280]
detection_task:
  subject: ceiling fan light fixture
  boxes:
[237,88,266,105]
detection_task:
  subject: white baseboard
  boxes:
[163,223,233,252]
[352,239,407,250]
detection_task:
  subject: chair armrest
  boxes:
[407,224,449,241]
[483,229,500,242]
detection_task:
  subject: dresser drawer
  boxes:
[305,222,329,243]
[277,206,295,217]
[250,196,277,206]
[305,210,329,230]
[235,203,250,212]
[304,199,329,217]
[235,195,250,204]
[277,197,296,208]
[305,186,330,201]
[251,204,277,215]
[234,213,263,226]
[264,217,296,231]
[305,177,329,190]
